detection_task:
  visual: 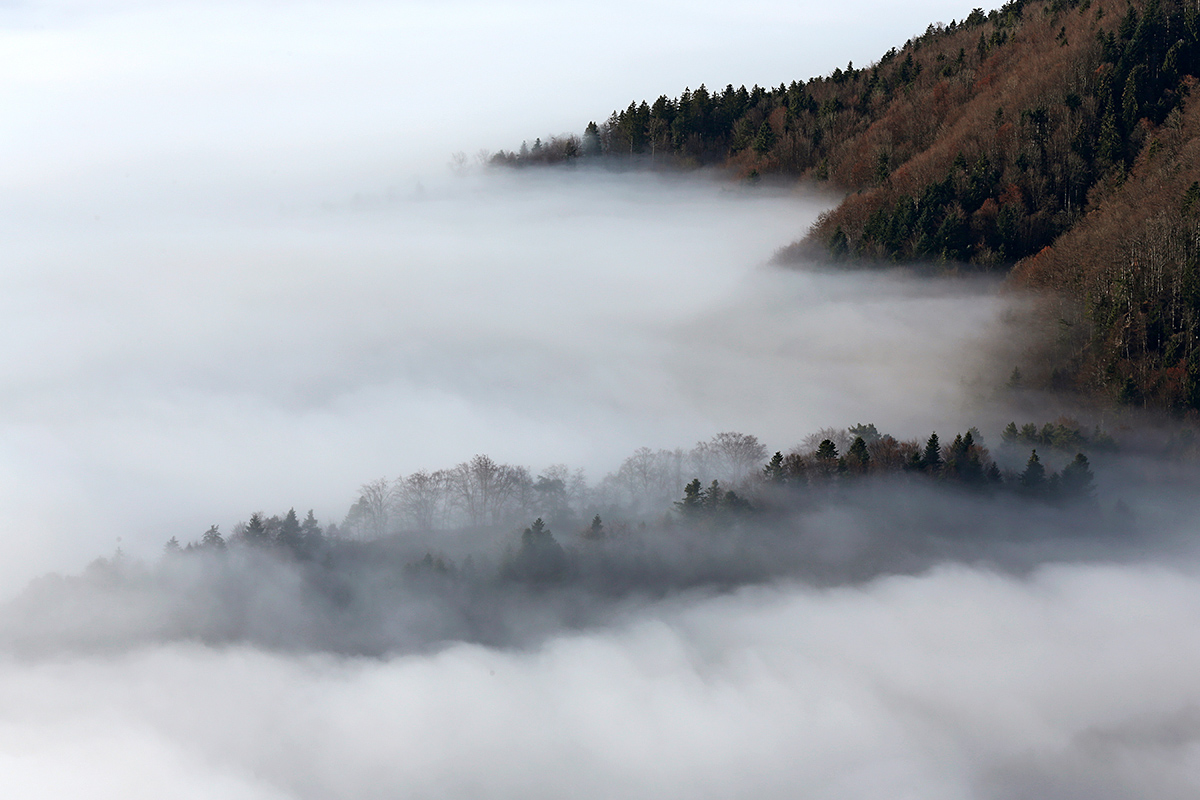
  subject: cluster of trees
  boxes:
[333,433,768,539]
[814,0,1200,264]
[338,454,574,538]
[159,420,1108,587]
[168,421,1104,558]
[751,424,1096,502]
[164,509,327,558]
[1000,417,1118,450]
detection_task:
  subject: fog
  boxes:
[6,562,1200,800]
[2,0,1007,580]
[2,166,1025,586]
[7,1,1200,798]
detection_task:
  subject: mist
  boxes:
[1,166,1022,587]
[2,0,1011,581]
[6,562,1200,800]
[7,1,1200,798]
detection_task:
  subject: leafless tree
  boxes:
[357,477,396,539]
[395,469,450,532]
[449,455,532,527]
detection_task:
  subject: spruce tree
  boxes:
[201,525,225,550]
[278,508,302,552]
[1060,453,1095,499]
[847,436,871,474]
[923,433,943,475]
[245,513,268,546]
[1002,422,1019,443]
[1019,450,1047,493]
[763,451,786,483]
[676,479,704,516]
[300,510,324,552]
[815,439,840,479]
[585,514,605,540]
[705,480,725,509]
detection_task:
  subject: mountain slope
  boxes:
[499,0,1200,410]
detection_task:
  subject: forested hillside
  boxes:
[496,0,1200,411]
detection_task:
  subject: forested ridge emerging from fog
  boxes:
[497,0,1200,413]
[5,421,1133,657]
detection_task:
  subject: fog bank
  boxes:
[0,168,1022,591]
[4,562,1199,800]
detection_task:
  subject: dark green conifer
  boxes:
[763,451,786,483]
[1019,450,1047,493]
[847,436,871,474]
[923,433,943,475]
[1060,453,1095,499]
[677,479,704,516]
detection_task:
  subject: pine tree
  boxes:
[300,510,324,552]
[509,518,567,583]
[278,508,302,552]
[763,451,786,483]
[1060,453,1095,499]
[163,536,182,555]
[752,120,776,154]
[245,513,268,546]
[923,433,943,475]
[815,439,840,479]
[201,525,225,550]
[704,480,725,509]
[582,121,602,156]
[1019,450,1047,493]
[847,436,871,474]
[584,514,605,540]
[816,439,839,461]
[676,479,705,516]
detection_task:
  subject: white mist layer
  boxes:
[1,0,1011,585]
[3,562,1199,800]
[0,169,1015,590]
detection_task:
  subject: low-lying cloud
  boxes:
[4,561,1200,800]
[0,168,1025,590]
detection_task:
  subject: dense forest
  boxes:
[494,0,1200,412]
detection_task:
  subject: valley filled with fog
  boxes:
[6,164,1200,800]
[0,169,1018,587]
[5,1,1200,799]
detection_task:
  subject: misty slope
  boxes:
[503,0,1200,411]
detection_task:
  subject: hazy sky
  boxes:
[3,0,985,186]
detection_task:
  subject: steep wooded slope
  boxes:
[500,0,1200,410]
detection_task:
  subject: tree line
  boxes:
[160,421,1103,569]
